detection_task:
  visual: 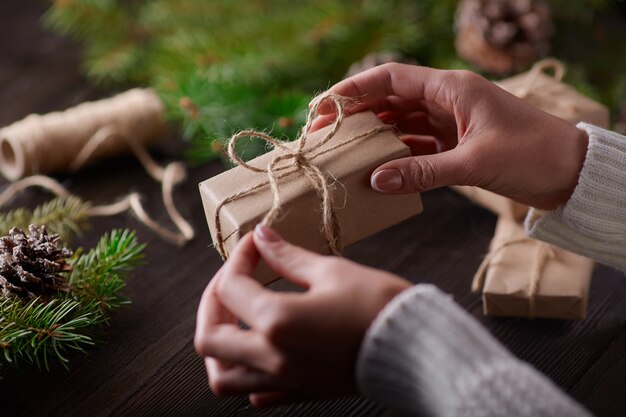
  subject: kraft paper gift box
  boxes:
[199,111,423,284]
[497,58,610,128]
[472,217,593,320]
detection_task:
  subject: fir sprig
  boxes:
[44,0,626,161]
[44,0,423,163]
[0,298,101,369]
[0,196,91,242]
[0,229,144,370]
[69,229,146,311]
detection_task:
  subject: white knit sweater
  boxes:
[357,123,626,416]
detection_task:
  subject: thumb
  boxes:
[252,225,324,288]
[371,149,465,193]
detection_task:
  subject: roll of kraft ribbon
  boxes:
[0,88,164,181]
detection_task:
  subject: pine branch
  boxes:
[69,229,145,312]
[0,229,145,370]
[44,0,424,163]
[0,196,91,242]
[0,297,101,369]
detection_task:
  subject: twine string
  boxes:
[511,58,578,115]
[516,58,566,98]
[0,129,194,246]
[213,93,391,260]
[0,89,164,181]
[471,237,557,318]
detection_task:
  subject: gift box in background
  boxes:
[497,58,610,128]
[199,111,423,284]
[455,58,602,319]
[472,217,593,320]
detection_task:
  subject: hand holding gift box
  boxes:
[199,94,423,283]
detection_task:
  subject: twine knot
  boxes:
[213,94,392,261]
[471,237,557,318]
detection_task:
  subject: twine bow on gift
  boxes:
[471,238,557,318]
[509,58,578,116]
[213,93,392,260]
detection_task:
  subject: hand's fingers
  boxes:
[318,64,448,115]
[388,111,432,135]
[310,113,337,132]
[253,225,327,288]
[400,135,440,156]
[206,356,234,376]
[195,267,237,356]
[249,391,302,408]
[335,95,417,117]
[213,232,281,328]
[222,233,259,278]
[371,149,467,193]
[312,108,444,146]
[209,365,289,396]
[196,324,283,373]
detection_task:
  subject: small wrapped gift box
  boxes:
[472,217,593,320]
[453,185,528,221]
[199,111,423,284]
[497,58,610,128]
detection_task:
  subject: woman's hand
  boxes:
[194,225,411,407]
[314,63,589,210]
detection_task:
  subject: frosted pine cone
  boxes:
[0,225,72,301]
[455,0,554,75]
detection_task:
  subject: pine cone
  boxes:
[455,0,554,75]
[0,225,72,301]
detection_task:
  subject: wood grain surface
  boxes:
[1,2,625,416]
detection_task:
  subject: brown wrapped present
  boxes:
[199,101,423,284]
[452,186,528,221]
[497,58,610,128]
[472,217,593,320]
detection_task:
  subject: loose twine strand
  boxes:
[0,92,194,245]
[471,238,557,318]
[213,93,392,260]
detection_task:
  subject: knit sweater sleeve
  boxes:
[525,123,626,272]
[356,284,591,417]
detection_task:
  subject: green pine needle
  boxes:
[0,229,144,370]
[43,0,424,164]
[0,298,101,369]
[69,229,146,312]
[0,196,145,370]
[0,196,91,242]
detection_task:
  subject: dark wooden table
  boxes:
[1,2,625,416]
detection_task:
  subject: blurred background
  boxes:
[6,0,626,164]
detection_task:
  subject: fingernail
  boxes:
[371,169,403,192]
[255,224,281,242]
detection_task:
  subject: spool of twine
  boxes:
[0,88,164,181]
[0,88,194,245]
